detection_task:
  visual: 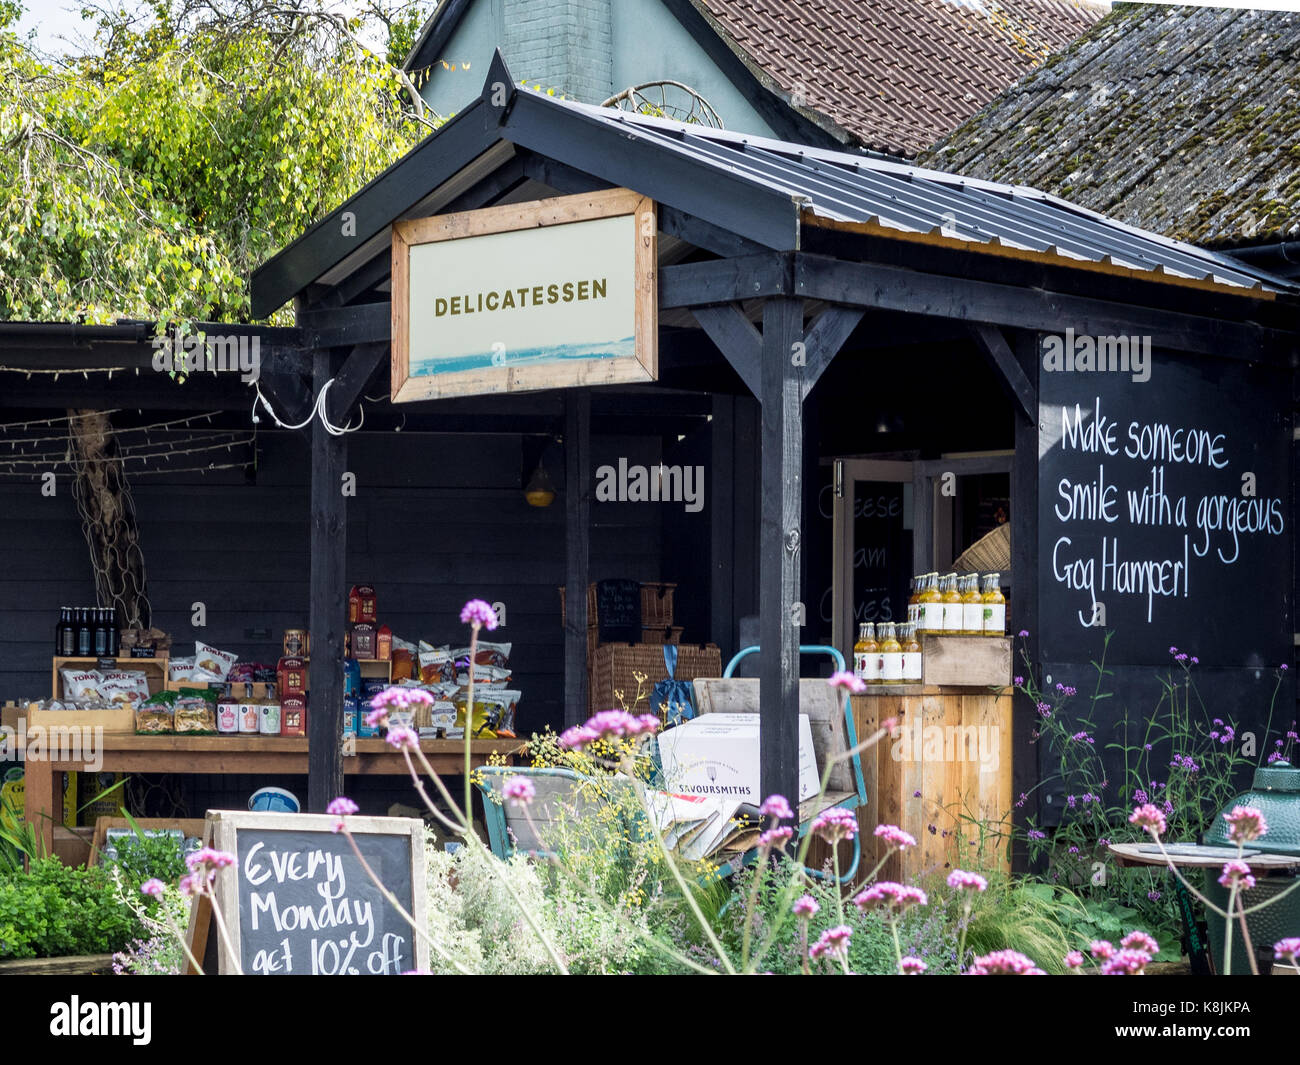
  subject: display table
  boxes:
[23,734,522,852]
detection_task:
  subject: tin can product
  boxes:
[259,703,281,735]
[283,629,308,657]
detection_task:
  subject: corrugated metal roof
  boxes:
[558,94,1293,292]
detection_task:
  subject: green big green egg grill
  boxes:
[1201,760,1300,975]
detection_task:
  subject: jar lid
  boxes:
[1252,760,1300,793]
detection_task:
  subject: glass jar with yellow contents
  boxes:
[961,573,984,635]
[942,573,964,634]
[918,572,942,635]
[854,622,879,683]
[878,622,903,684]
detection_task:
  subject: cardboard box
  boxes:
[79,771,129,823]
[657,713,819,805]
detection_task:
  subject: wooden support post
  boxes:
[710,394,736,660]
[759,297,804,810]
[564,390,591,726]
[308,349,348,812]
[1010,330,1041,871]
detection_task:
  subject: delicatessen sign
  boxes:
[391,187,657,401]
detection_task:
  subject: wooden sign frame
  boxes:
[184,810,428,975]
[391,187,657,402]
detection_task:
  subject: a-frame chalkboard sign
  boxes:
[184,810,428,975]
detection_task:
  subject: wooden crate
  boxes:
[28,703,137,734]
[919,635,1011,687]
[639,625,683,645]
[850,688,1013,883]
[52,655,169,700]
[590,642,720,713]
[640,582,676,627]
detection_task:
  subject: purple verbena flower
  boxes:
[827,670,867,695]
[793,895,820,919]
[1101,949,1152,975]
[947,869,987,892]
[502,776,535,806]
[385,725,419,751]
[1064,950,1085,969]
[854,882,928,913]
[140,878,165,898]
[760,794,793,820]
[967,950,1044,975]
[759,826,794,848]
[809,925,853,962]
[810,806,857,844]
[899,956,927,975]
[1089,940,1114,960]
[1218,860,1256,891]
[1120,931,1159,957]
[874,824,917,849]
[1223,805,1267,844]
[1129,803,1167,837]
[1274,938,1300,964]
[459,599,499,630]
[185,847,236,872]
[326,796,359,817]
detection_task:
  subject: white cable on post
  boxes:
[252,379,364,435]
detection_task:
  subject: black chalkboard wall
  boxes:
[1033,348,1294,822]
[1038,350,1292,668]
[234,826,416,975]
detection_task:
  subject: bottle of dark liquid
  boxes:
[55,607,72,656]
[106,606,119,656]
[76,607,92,657]
[93,607,108,657]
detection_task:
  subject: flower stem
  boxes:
[465,625,478,823]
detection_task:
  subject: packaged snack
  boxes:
[282,629,309,657]
[454,642,512,669]
[418,649,456,685]
[376,625,392,661]
[228,663,257,684]
[174,687,218,734]
[478,689,522,737]
[252,665,278,684]
[135,691,176,734]
[194,642,238,680]
[168,657,195,684]
[393,636,418,655]
[189,666,224,686]
[99,670,151,707]
[451,691,498,738]
[61,669,104,701]
[455,664,511,688]
[390,647,415,682]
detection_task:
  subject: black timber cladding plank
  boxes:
[691,304,761,398]
[967,323,1035,423]
[660,253,790,309]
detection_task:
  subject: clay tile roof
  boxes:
[702,0,1105,157]
[918,4,1300,247]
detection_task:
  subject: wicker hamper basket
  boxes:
[590,641,720,714]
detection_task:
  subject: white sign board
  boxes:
[391,188,657,401]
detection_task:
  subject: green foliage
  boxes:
[712,857,960,975]
[953,875,1084,974]
[102,811,190,887]
[0,0,436,324]
[0,790,44,874]
[0,858,140,959]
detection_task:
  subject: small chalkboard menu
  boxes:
[1038,349,1291,667]
[597,578,642,643]
[186,810,427,975]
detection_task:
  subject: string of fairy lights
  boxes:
[0,410,258,480]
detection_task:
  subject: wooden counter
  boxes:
[851,686,1013,882]
[22,734,522,853]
